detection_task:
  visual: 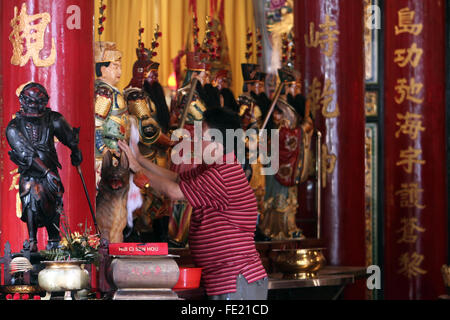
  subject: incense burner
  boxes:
[271,248,326,279]
[38,261,89,299]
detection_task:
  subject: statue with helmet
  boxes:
[204,15,239,113]
[167,16,221,247]
[94,41,143,242]
[93,41,130,186]
[6,82,83,252]
[237,30,272,241]
[124,25,173,163]
[238,29,272,132]
[167,49,212,247]
[213,69,239,113]
[122,26,173,242]
[260,34,314,240]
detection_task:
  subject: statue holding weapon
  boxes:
[167,51,210,247]
[6,82,83,252]
[259,33,314,240]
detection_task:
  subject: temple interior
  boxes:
[0,0,449,302]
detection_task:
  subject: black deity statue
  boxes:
[6,82,83,252]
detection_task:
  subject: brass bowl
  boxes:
[271,248,326,279]
[38,261,90,292]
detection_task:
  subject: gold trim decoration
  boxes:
[128,99,151,119]
[364,124,378,300]
[187,100,206,122]
[116,94,126,111]
[94,95,112,119]
[365,91,378,117]
[187,68,206,72]
[94,41,122,64]
[9,168,22,219]
[9,3,56,67]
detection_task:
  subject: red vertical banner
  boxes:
[0,0,95,253]
[294,0,366,297]
[384,0,447,299]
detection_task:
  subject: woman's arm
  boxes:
[118,140,178,182]
[136,167,185,201]
[118,140,185,201]
[139,153,179,182]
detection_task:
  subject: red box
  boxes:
[108,243,169,256]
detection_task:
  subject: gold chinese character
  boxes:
[396,217,426,244]
[307,77,340,119]
[396,147,425,174]
[395,146,426,173]
[321,79,340,118]
[304,15,340,57]
[395,78,424,105]
[9,168,22,219]
[398,252,427,279]
[321,143,337,188]
[395,182,426,209]
[307,78,322,118]
[394,43,423,68]
[395,7,423,36]
[395,112,426,140]
[9,3,56,67]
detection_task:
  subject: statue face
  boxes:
[146,69,159,86]
[101,61,122,87]
[287,81,302,96]
[215,76,229,90]
[19,83,49,114]
[250,81,265,95]
[272,108,282,127]
[194,70,208,86]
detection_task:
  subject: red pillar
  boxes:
[384,0,447,299]
[294,0,366,298]
[0,1,95,253]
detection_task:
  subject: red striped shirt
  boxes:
[179,154,267,296]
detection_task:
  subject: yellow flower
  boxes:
[71,232,82,244]
[60,238,69,248]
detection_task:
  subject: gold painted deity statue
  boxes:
[122,39,174,242]
[170,52,211,129]
[212,69,240,113]
[237,63,271,240]
[167,51,216,247]
[260,66,314,240]
[94,41,129,186]
[124,54,173,163]
[94,41,143,241]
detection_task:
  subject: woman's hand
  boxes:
[118,140,143,173]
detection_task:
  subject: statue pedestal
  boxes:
[109,255,181,300]
[113,289,179,300]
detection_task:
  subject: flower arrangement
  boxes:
[39,217,100,265]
